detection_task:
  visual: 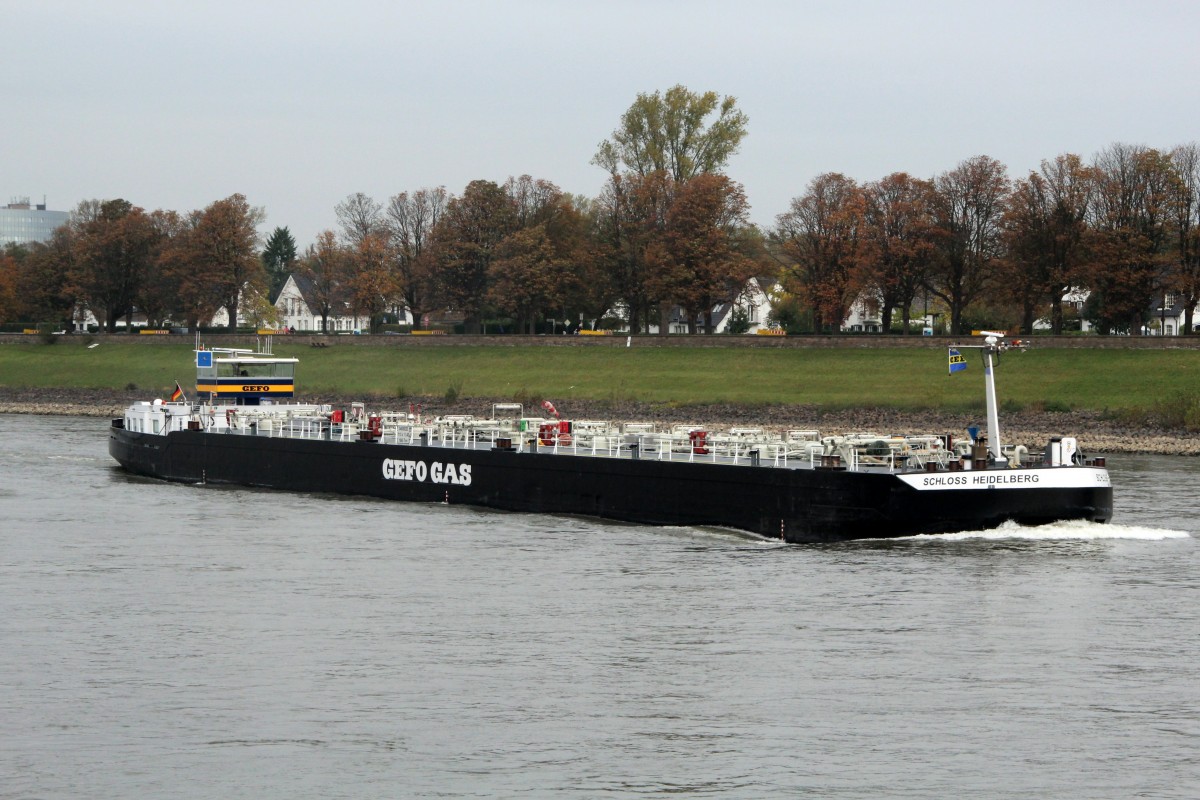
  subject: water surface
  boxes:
[1,416,1197,798]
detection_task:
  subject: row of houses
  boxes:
[265,274,786,335]
[266,275,945,335]
[67,272,1191,336]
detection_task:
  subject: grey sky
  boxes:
[6,0,1198,248]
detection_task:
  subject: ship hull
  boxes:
[109,427,1113,544]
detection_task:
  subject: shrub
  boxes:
[1148,391,1200,432]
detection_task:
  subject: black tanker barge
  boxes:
[108,335,1113,544]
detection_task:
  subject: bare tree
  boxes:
[927,156,1010,335]
[1000,154,1094,334]
[335,192,384,247]
[1085,143,1176,334]
[504,175,561,227]
[1169,143,1200,333]
[385,187,447,326]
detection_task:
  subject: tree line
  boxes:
[2,85,1198,336]
[0,194,268,333]
[775,143,1200,336]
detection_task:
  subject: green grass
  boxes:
[2,340,1198,414]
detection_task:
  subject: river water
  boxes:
[1,415,1197,799]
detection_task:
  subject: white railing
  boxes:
[155,403,1004,476]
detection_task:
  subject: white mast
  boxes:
[951,333,1023,463]
[982,335,1002,461]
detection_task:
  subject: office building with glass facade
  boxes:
[1,198,70,246]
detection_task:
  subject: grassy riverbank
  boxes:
[4,340,1200,453]
[1,340,1198,415]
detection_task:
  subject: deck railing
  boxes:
[140,402,999,474]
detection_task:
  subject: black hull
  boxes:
[109,428,1113,544]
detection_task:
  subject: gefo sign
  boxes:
[382,458,473,486]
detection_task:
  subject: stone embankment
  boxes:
[3,388,1197,456]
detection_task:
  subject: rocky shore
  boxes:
[3,387,1197,456]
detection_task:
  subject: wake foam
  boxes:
[908,518,1191,542]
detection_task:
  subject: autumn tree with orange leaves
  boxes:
[343,231,397,332]
[172,194,267,331]
[859,173,937,334]
[594,170,673,333]
[429,180,515,333]
[1000,154,1094,334]
[646,173,757,333]
[66,199,169,332]
[136,209,187,328]
[774,173,866,332]
[488,226,568,333]
[488,177,591,333]
[5,233,75,327]
[295,230,345,333]
[0,245,20,322]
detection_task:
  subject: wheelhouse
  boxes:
[195,347,298,404]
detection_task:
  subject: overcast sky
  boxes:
[5,0,1198,247]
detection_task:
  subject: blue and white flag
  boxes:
[948,348,968,375]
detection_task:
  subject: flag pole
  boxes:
[949,333,1025,464]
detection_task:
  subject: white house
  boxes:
[265,273,412,333]
[265,273,361,332]
[272,274,321,331]
[1030,288,1091,333]
[1146,292,1190,336]
[206,274,343,331]
[842,293,883,333]
[629,277,780,334]
[710,277,779,333]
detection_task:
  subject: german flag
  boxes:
[169,381,185,402]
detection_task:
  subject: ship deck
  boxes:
[118,399,1094,477]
